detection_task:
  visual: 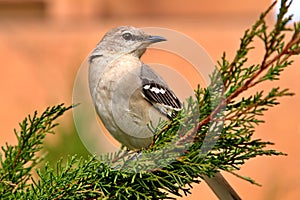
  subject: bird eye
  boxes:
[122,32,133,41]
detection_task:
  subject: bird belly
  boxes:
[91,55,157,149]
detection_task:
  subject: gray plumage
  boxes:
[89,26,181,150]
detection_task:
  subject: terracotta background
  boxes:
[1,0,300,199]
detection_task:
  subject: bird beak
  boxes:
[145,35,167,44]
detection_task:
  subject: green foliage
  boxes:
[43,122,90,168]
[1,0,300,199]
[0,104,73,198]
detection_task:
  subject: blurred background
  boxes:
[1,0,300,199]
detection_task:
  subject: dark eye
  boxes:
[122,32,133,41]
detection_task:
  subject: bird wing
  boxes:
[140,64,182,118]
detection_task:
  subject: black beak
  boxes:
[145,35,167,43]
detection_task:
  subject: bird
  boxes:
[88,26,182,150]
[88,26,241,200]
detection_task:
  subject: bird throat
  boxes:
[134,48,147,58]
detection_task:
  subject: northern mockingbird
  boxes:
[88,26,241,200]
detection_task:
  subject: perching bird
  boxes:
[88,26,182,150]
[88,26,241,200]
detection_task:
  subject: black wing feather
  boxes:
[142,81,182,118]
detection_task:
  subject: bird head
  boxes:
[96,26,166,57]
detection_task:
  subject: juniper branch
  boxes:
[0,104,72,197]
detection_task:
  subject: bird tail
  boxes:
[203,172,241,200]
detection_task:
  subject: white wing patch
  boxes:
[142,82,182,118]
